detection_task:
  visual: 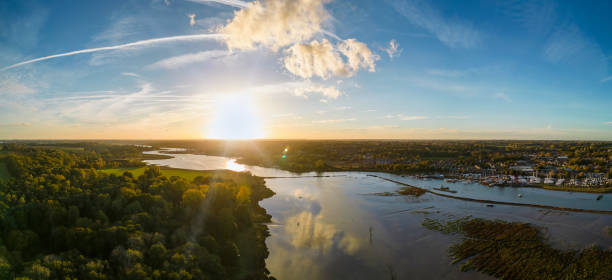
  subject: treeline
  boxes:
[2,143,150,170]
[138,140,612,176]
[0,146,275,279]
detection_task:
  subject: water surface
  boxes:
[144,150,612,279]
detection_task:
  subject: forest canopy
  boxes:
[0,144,275,279]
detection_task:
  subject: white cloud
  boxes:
[0,77,36,95]
[121,72,142,78]
[383,39,401,59]
[283,39,349,79]
[187,14,196,26]
[338,39,379,72]
[187,0,249,8]
[494,92,511,103]
[283,39,378,79]
[92,16,147,45]
[543,23,607,75]
[605,122,612,126]
[389,0,480,48]
[294,82,342,99]
[397,114,428,121]
[218,0,378,81]
[1,34,226,71]
[312,118,356,124]
[445,115,471,120]
[221,0,329,51]
[147,50,231,69]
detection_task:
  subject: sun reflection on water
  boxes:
[225,159,246,172]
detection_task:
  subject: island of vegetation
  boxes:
[422,217,612,279]
[0,143,275,279]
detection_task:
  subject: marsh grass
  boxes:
[423,217,612,279]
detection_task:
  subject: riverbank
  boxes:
[147,148,611,194]
[537,183,612,193]
[369,175,612,215]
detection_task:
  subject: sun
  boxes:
[207,94,265,140]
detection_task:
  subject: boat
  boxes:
[517,194,523,198]
[596,195,603,201]
[444,179,457,183]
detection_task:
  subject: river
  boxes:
[144,149,612,279]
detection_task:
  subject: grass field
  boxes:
[99,166,255,183]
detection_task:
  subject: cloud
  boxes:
[187,0,249,8]
[312,118,356,124]
[501,0,556,35]
[188,14,196,26]
[383,39,401,59]
[0,122,30,127]
[389,0,480,48]
[121,72,142,78]
[283,39,377,79]
[605,122,612,126]
[600,76,612,83]
[294,82,342,99]
[338,39,379,72]
[283,39,348,79]
[543,23,607,74]
[494,92,511,102]
[543,24,587,63]
[92,16,145,45]
[147,50,231,69]
[218,0,377,80]
[1,34,226,71]
[397,114,428,121]
[384,114,428,120]
[221,0,329,51]
[0,77,36,95]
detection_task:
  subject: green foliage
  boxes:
[0,161,10,181]
[424,217,612,279]
[0,145,275,279]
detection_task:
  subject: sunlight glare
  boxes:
[225,159,246,172]
[207,94,265,139]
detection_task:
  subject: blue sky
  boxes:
[0,0,611,139]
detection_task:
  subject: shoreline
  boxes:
[148,149,611,194]
[368,174,612,215]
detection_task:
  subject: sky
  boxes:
[0,0,611,140]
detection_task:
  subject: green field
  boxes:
[99,166,254,183]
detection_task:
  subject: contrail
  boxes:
[186,0,249,8]
[1,33,226,71]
